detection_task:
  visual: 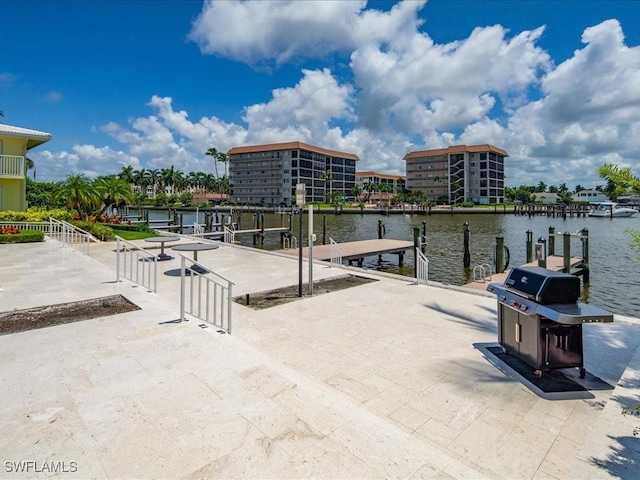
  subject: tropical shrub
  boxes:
[0,208,73,222]
[0,229,44,244]
[70,221,115,241]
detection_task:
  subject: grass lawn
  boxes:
[112,229,158,241]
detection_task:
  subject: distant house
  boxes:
[0,123,52,211]
[533,193,559,204]
[572,189,609,203]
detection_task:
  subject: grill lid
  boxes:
[504,266,580,304]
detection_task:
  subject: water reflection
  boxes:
[146,208,640,318]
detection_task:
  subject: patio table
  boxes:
[171,242,219,273]
[144,236,180,261]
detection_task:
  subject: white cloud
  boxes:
[42,91,63,103]
[189,0,426,65]
[30,146,140,182]
[503,19,640,187]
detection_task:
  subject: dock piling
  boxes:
[463,222,470,267]
[548,226,555,256]
[526,230,533,263]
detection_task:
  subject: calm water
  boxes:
[145,208,640,318]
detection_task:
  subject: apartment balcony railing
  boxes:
[0,155,25,177]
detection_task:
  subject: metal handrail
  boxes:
[178,254,235,334]
[223,226,235,245]
[473,264,493,282]
[115,236,158,292]
[329,238,342,268]
[415,247,429,285]
[283,235,297,249]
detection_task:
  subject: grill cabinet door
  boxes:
[499,304,519,354]
[542,320,583,369]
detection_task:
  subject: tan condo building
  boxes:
[356,171,406,201]
[227,141,359,206]
[404,144,508,204]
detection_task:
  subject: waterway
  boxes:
[142,208,640,318]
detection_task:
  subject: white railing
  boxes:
[224,226,236,245]
[49,218,99,254]
[193,222,204,236]
[179,254,235,334]
[329,238,342,268]
[0,155,25,176]
[0,221,49,232]
[473,264,493,283]
[415,248,429,285]
[115,236,158,292]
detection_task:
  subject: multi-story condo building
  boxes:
[356,171,406,195]
[227,141,359,205]
[403,144,508,204]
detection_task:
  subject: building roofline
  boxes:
[356,171,406,180]
[227,141,360,161]
[0,123,52,150]
[403,144,508,160]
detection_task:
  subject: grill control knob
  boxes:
[520,305,529,312]
[499,295,506,302]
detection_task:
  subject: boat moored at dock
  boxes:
[588,202,638,218]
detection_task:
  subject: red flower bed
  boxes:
[0,226,20,235]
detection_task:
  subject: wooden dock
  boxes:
[463,255,584,292]
[276,239,414,266]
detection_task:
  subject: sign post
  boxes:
[308,205,314,295]
[295,184,306,297]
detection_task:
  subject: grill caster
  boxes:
[579,368,586,379]
[534,370,543,378]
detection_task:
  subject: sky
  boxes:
[2,0,640,190]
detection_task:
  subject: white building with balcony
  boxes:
[0,123,52,211]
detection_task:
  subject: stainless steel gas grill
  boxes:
[487,266,613,378]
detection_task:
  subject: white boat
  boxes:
[588,202,638,218]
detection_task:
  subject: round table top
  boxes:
[171,243,220,252]
[145,236,181,243]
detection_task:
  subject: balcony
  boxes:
[0,155,25,178]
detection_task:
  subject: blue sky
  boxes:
[2,0,640,189]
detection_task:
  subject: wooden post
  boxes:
[421,221,427,254]
[548,226,555,256]
[322,215,327,245]
[413,227,420,273]
[526,230,533,263]
[563,232,571,273]
[581,228,590,284]
[463,222,470,267]
[378,219,384,239]
[178,212,183,234]
[495,236,505,274]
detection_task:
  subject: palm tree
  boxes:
[161,166,184,195]
[54,173,98,219]
[351,185,363,202]
[118,165,135,185]
[363,181,376,203]
[94,175,134,215]
[322,169,333,202]
[25,157,36,179]
[206,147,220,178]
[217,152,229,178]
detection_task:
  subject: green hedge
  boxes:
[70,221,115,241]
[0,229,45,244]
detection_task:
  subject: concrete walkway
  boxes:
[0,238,639,479]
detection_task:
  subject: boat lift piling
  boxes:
[524,227,590,284]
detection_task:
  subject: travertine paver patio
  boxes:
[0,238,639,479]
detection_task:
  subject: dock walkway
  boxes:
[276,238,414,266]
[463,255,583,291]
